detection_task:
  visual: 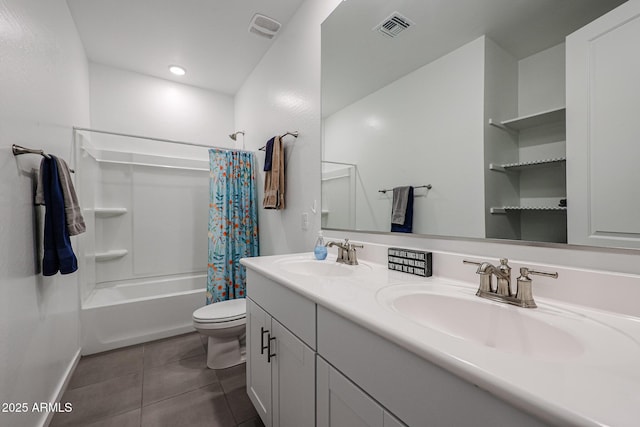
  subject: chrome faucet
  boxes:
[463,258,557,308]
[326,238,363,265]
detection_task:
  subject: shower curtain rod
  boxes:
[73,127,255,153]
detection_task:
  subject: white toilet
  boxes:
[192,298,247,369]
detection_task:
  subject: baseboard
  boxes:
[40,348,81,427]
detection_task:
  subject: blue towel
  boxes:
[391,186,414,233]
[263,137,275,171]
[41,156,78,276]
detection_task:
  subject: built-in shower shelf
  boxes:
[94,208,128,218]
[489,107,566,132]
[95,249,128,261]
[491,206,567,214]
[489,157,566,172]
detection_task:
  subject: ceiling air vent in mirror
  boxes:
[374,12,414,38]
[248,13,281,39]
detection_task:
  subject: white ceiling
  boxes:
[66,0,305,95]
[322,0,627,116]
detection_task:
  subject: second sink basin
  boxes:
[377,283,590,360]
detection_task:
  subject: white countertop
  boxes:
[241,252,640,427]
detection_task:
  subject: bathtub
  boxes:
[81,273,206,355]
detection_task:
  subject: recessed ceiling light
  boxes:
[169,65,186,76]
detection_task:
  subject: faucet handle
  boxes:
[343,238,363,249]
[515,267,558,308]
[463,260,493,293]
[524,267,558,279]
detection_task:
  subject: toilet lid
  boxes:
[193,298,246,322]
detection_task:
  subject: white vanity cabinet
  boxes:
[566,0,640,249]
[246,271,316,427]
[317,306,549,427]
[245,267,550,426]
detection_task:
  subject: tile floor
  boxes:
[51,332,264,427]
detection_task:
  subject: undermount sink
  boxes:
[277,258,372,277]
[377,283,587,360]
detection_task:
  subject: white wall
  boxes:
[0,1,90,426]
[235,0,343,256]
[89,62,235,147]
[518,43,566,116]
[324,37,486,238]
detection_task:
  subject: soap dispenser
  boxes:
[314,231,327,260]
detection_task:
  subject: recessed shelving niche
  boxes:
[487,106,567,243]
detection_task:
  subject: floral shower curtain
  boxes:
[207,148,259,304]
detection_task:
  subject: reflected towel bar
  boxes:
[259,131,299,151]
[378,184,432,194]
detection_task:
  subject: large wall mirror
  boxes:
[321,0,630,248]
[322,0,624,247]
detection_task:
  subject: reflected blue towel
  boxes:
[263,137,275,171]
[391,186,414,233]
[42,156,78,276]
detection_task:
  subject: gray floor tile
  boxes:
[68,345,143,389]
[225,387,258,424]
[238,417,266,427]
[216,363,246,394]
[142,354,219,406]
[51,373,142,427]
[143,332,204,369]
[141,383,235,427]
[84,409,141,427]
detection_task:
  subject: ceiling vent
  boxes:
[248,13,281,39]
[374,12,414,38]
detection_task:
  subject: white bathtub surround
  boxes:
[242,249,640,426]
[73,131,214,354]
[81,274,205,355]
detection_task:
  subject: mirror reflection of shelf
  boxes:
[490,206,567,214]
[95,249,128,261]
[94,208,128,218]
[489,107,566,133]
[489,157,566,172]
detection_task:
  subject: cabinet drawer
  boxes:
[247,270,316,349]
[317,306,548,427]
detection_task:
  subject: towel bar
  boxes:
[378,184,432,194]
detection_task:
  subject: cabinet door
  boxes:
[567,0,640,248]
[317,356,407,427]
[271,319,315,427]
[247,298,272,427]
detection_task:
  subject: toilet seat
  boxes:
[193,298,246,324]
